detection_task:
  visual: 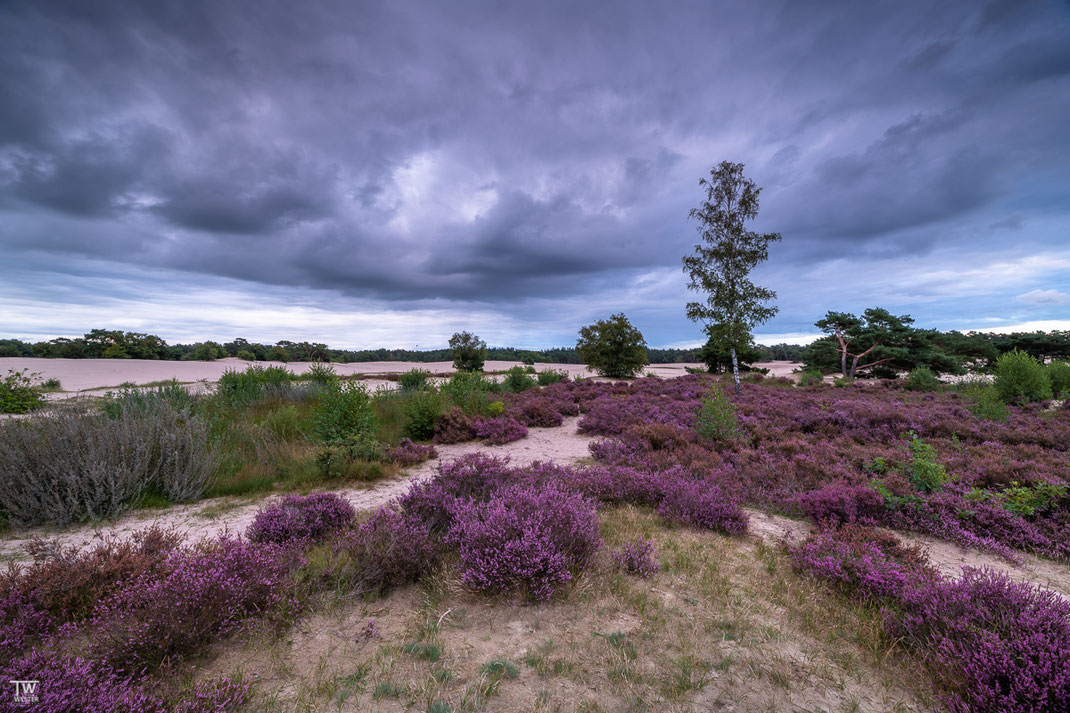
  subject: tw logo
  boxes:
[9,680,39,704]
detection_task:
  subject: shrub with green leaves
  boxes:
[100,379,193,419]
[216,364,294,403]
[501,365,536,393]
[695,381,739,443]
[440,371,494,415]
[797,369,824,387]
[905,366,941,392]
[576,313,648,378]
[0,369,45,413]
[450,331,487,372]
[312,381,377,442]
[304,361,340,387]
[1048,360,1070,398]
[994,349,1051,404]
[398,368,432,392]
[536,369,568,386]
[402,389,446,440]
[904,432,948,493]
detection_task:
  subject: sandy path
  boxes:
[0,416,597,561]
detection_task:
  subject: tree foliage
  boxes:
[698,323,762,374]
[449,331,487,372]
[806,307,966,378]
[682,161,781,391]
[576,313,648,378]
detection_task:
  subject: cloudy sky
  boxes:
[2,0,1069,349]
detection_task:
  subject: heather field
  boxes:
[1,368,1069,712]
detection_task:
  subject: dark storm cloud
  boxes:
[1,0,1068,316]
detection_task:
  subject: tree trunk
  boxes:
[730,347,742,394]
[849,356,858,379]
[841,348,848,378]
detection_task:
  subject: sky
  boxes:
[2,0,1069,350]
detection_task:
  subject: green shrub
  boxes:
[256,404,308,441]
[440,371,493,415]
[450,331,486,372]
[216,364,295,403]
[316,436,388,480]
[0,369,45,413]
[398,368,432,392]
[576,313,648,378]
[402,390,446,440]
[1047,360,1070,398]
[993,349,1051,404]
[101,379,194,419]
[501,365,536,393]
[488,400,504,416]
[304,362,340,387]
[695,381,739,443]
[312,381,377,442]
[904,432,948,493]
[996,481,1067,518]
[959,380,1008,422]
[832,376,854,388]
[236,350,256,361]
[905,366,940,392]
[536,369,568,386]
[797,369,824,387]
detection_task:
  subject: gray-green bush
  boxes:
[695,381,739,443]
[0,404,219,526]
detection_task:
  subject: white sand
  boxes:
[0,356,802,395]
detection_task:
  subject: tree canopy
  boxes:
[682,161,781,391]
[576,313,648,378]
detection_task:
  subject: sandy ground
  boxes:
[1,357,803,397]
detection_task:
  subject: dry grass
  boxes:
[197,506,938,712]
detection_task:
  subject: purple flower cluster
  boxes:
[85,535,302,672]
[331,506,437,594]
[657,479,749,535]
[791,527,1070,713]
[247,492,356,545]
[399,452,515,531]
[612,538,659,578]
[474,416,528,445]
[387,438,438,466]
[447,483,602,600]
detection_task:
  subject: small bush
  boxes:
[965,381,1008,422]
[501,366,536,393]
[86,536,301,672]
[398,368,433,392]
[312,381,377,442]
[450,331,487,372]
[237,349,256,361]
[448,483,602,600]
[474,417,528,445]
[315,435,387,479]
[657,480,748,535]
[0,405,219,526]
[797,369,824,387]
[304,362,340,387]
[904,431,948,493]
[695,382,739,443]
[611,538,659,578]
[433,406,477,444]
[994,349,1052,404]
[1048,360,1070,398]
[796,483,884,526]
[0,369,45,413]
[537,369,569,386]
[440,371,495,415]
[905,366,941,392]
[330,507,437,595]
[513,398,564,427]
[216,364,294,403]
[576,313,648,379]
[247,492,356,544]
[402,389,445,440]
[399,453,514,531]
[387,438,438,466]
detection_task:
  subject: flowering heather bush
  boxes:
[433,406,478,444]
[448,483,602,601]
[387,438,438,466]
[510,397,564,427]
[657,480,748,535]
[400,453,515,531]
[612,538,659,578]
[86,535,301,672]
[795,483,884,526]
[0,526,182,664]
[1,651,250,713]
[474,416,528,445]
[330,506,437,594]
[791,527,1070,713]
[247,492,356,545]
